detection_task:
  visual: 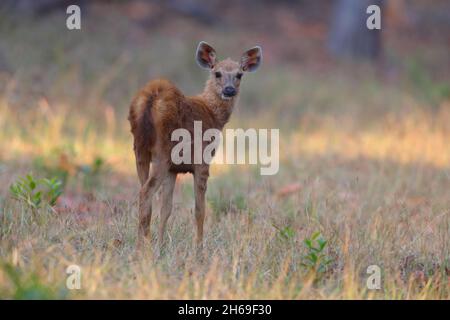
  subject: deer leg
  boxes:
[134,143,151,187]
[194,167,209,252]
[137,162,166,249]
[158,172,177,252]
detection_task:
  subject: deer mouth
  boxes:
[221,93,236,100]
[221,94,232,100]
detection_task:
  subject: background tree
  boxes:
[328,0,383,60]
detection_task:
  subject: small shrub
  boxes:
[0,262,69,300]
[272,223,296,241]
[301,231,333,280]
[9,174,63,220]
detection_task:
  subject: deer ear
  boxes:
[196,41,217,69]
[240,46,262,72]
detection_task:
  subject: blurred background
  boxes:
[1,0,449,120]
[0,0,449,184]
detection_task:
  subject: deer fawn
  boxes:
[128,41,262,252]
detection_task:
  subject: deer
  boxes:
[128,41,262,253]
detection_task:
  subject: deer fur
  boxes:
[128,41,262,252]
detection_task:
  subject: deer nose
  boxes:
[223,86,236,97]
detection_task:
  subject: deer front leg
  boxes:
[137,163,166,250]
[158,172,177,252]
[194,166,209,252]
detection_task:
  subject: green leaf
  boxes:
[304,239,312,248]
[311,231,320,240]
[318,239,327,251]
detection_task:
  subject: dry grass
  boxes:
[0,6,449,299]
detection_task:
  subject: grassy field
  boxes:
[0,5,449,299]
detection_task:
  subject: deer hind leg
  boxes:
[137,161,166,249]
[194,166,209,253]
[134,143,152,187]
[158,172,177,252]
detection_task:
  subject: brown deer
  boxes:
[128,41,262,252]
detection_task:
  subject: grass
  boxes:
[0,6,449,299]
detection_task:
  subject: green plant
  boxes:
[41,178,63,206]
[301,231,333,278]
[1,262,68,300]
[9,174,63,220]
[273,223,296,241]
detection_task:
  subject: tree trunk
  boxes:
[328,0,383,60]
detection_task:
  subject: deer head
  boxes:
[196,41,262,100]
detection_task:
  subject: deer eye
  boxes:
[215,72,222,78]
[236,73,243,80]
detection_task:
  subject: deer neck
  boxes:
[199,78,236,129]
